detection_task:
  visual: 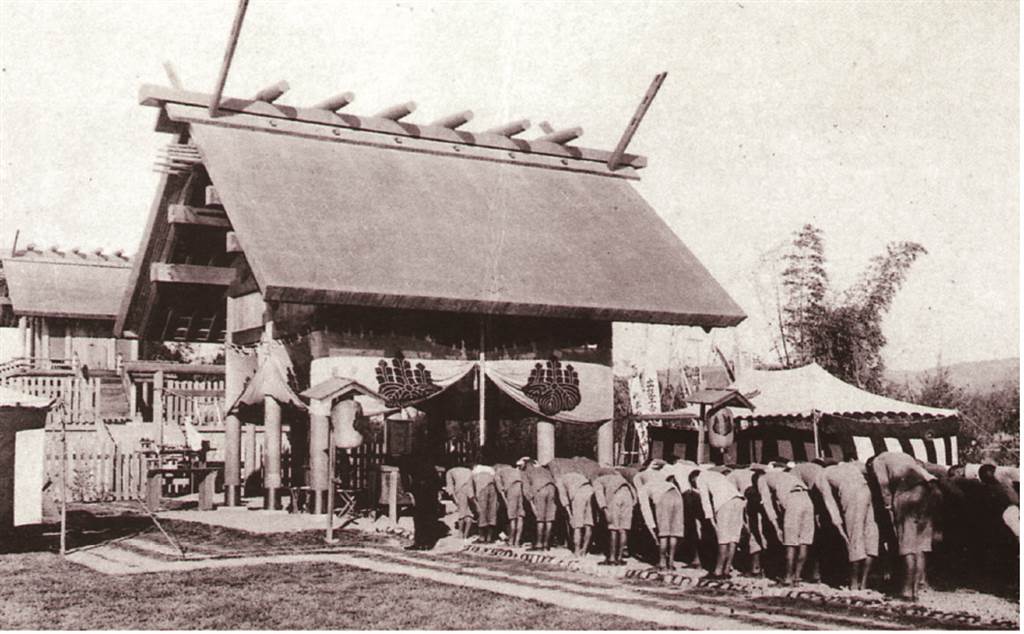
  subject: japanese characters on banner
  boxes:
[627,362,662,463]
[309,355,613,424]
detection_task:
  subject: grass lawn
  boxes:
[0,551,664,630]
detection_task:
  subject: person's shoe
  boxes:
[598,560,613,566]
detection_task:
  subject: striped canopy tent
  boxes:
[728,363,960,466]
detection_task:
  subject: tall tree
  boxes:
[774,225,926,391]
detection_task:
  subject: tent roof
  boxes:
[730,363,957,419]
[182,120,745,328]
[0,386,53,409]
[3,255,130,320]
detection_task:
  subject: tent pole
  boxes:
[478,318,486,452]
[812,409,822,459]
[697,404,706,464]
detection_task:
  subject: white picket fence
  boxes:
[164,378,226,428]
[3,375,102,425]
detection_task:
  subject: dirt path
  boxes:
[65,535,1015,630]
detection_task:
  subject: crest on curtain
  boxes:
[375,353,441,407]
[522,358,581,415]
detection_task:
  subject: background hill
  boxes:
[888,357,1019,394]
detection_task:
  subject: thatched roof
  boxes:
[117,84,746,339]
[196,121,743,325]
[2,250,130,320]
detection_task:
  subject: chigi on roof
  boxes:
[118,73,746,343]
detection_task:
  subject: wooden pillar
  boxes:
[263,396,283,509]
[537,420,555,465]
[243,423,257,491]
[478,319,486,450]
[64,321,73,362]
[309,398,330,514]
[153,370,165,452]
[697,404,706,465]
[29,317,38,357]
[262,316,282,510]
[223,297,244,507]
[597,420,614,465]
[39,319,49,365]
[17,316,27,358]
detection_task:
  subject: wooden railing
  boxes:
[3,375,102,425]
[0,356,75,378]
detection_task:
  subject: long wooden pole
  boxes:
[478,318,486,451]
[209,0,250,117]
[325,405,336,543]
[59,403,67,556]
[812,409,822,459]
[607,72,667,170]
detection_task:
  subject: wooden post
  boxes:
[261,320,282,510]
[536,421,555,465]
[59,407,67,556]
[325,409,337,543]
[243,424,257,491]
[153,370,164,453]
[697,404,707,465]
[264,396,282,509]
[309,398,330,514]
[223,321,243,506]
[478,319,487,450]
[812,409,822,459]
[388,469,398,524]
[17,316,27,358]
[64,322,73,364]
[597,420,614,465]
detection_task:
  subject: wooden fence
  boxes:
[44,448,150,502]
[164,378,226,428]
[4,375,101,425]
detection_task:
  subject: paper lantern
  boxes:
[332,399,364,449]
[707,408,734,450]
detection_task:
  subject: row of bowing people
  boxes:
[444,452,1018,601]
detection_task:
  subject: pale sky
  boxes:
[0,1,1018,372]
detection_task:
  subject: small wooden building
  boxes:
[0,245,135,372]
[116,81,745,509]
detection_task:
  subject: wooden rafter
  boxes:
[150,263,236,286]
[167,204,231,229]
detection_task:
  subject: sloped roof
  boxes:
[730,363,957,419]
[2,254,131,320]
[186,121,745,327]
